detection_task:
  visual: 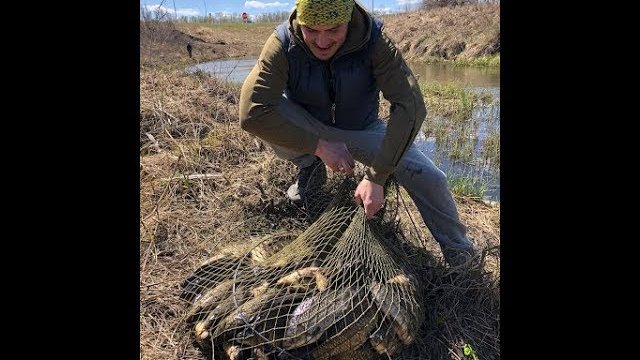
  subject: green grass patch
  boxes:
[482,127,500,167]
[420,82,499,168]
[454,54,500,67]
[421,82,478,122]
[447,172,487,198]
[419,54,500,68]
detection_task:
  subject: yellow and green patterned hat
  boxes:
[295,0,355,26]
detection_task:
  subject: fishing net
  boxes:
[178,166,498,360]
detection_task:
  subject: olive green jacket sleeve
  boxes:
[239,33,320,155]
[366,31,427,186]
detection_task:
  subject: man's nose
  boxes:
[316,34,331,48]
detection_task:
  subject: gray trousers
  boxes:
[269,97,474,256]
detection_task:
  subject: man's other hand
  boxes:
[314,138,355,175]
[354,178,384,219]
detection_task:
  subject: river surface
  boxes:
[187,59,500,201]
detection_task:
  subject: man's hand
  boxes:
[314,138,355,175]
[354,178,384,219]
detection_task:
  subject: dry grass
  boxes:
[139,67,500,359]
[381,4,500,61]
[140,20,278,68]
[140,14,500,360]
[140,65,308,359]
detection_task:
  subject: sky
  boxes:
[140,0,423,19]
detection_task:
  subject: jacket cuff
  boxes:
[303,135,320,155]
[364,167,389,186]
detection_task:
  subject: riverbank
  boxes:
[381,4,499,64]
[141,3,499,67]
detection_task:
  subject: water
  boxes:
[186,59,258,84]
[416,104,500,201]
[408,63,500,201]
[187,59,500,201]
[408,62,500,88]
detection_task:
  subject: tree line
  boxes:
[140,1,500,24]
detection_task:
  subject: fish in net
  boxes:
[179,176,430,360]
[178,174,499,360]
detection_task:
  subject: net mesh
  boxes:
[178,173,498,360]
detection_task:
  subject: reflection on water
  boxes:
[407,61,500,88]
[187,58,500,201]
[187,59,501,89]
[406,61,500,201]
[186,59,257,84]
[417,92,500,201]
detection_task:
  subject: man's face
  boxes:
[300,23,348,61]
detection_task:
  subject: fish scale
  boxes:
[282,287,357,350]
[236,290,307,348]
[213,287,306,341]
[312,306,379,360]
[334,342,381,360]
[369,280,420,346]
[194,286,252,343]
[184,279,236,324]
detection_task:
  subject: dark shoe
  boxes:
[286,157,327,203]
[443,246,477,268]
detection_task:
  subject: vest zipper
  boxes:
[327,63,336,124]
[331,103,336,124]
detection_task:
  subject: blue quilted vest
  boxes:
[275,18,383,130]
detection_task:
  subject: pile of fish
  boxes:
[180,206,424,360]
